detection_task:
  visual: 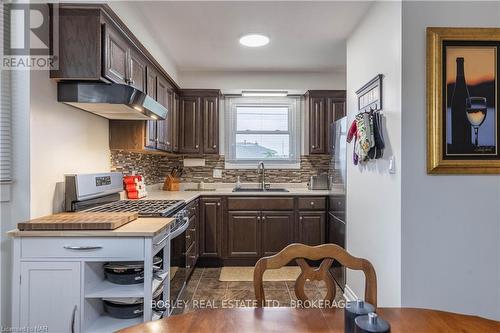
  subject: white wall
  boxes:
[179,70,345,92]
[346,1,402,306]
[30,71,110,218]
[0,70,31,327]
[401,1,500,320]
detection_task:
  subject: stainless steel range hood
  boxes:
[57,82,167,120]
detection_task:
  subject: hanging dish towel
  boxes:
[355,113,371,161]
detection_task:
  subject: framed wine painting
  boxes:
[427,27,500,173]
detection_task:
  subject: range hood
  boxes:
[57,82,167,120]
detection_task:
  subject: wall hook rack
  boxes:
[356,74,383,113]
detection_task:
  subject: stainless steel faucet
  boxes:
[257,161,266,190]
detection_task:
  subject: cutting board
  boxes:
[18,212,139,231]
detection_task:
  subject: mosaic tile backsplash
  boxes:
[111,151,335,185]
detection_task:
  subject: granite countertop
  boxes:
[143,183,345,204]
[7,217,175,237]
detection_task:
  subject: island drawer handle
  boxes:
[63,246,102,251]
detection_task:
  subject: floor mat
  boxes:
[219,266,301,282]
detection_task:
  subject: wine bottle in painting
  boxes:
[451,57,472,146]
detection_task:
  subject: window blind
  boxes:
[0,5,12,183]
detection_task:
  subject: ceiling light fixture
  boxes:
[242,91,288,97]
[239,34,270,47]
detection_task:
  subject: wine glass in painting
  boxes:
[466,97,488,147]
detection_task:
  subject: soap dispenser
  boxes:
[235,176,242,190]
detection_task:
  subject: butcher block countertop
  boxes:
[7,217,175,237]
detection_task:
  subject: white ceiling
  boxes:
[128,1,372,73]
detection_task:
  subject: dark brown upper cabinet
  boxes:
[179,95,202,154]
[155,78,169,151]
[102,19,148,90]
[50,5,178,90]
[171,92,180,152]
[306,90,346,154]
[179,90,220,155]
[203,96,220,154]
[103,22,129,85]
[128,49,147,92]
[309,97,326,154]
[327,97,346,153]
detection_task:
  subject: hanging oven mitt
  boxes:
[347,120,359,165]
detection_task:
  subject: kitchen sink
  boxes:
[232,187,289,192]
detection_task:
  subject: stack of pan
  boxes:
[103,257,164,319]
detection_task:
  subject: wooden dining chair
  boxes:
[253,243,377,308]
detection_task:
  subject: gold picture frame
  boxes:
[427,27,500,174]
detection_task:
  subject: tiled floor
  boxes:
[173,267,345,315]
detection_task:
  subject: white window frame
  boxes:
[224,96,301,169]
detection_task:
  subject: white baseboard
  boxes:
[343,284,358,302]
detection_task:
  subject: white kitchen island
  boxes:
[8,217,174,333]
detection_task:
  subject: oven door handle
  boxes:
[170,216,190,239]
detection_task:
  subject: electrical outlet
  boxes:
[213,169,223,178]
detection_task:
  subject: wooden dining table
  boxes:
[118,307,500,333]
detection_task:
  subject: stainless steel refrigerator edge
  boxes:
[328,117,347,290]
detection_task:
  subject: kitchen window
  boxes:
[225,96,301,169]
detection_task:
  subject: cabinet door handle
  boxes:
[195,144,199,149]
[213,145,217,149]
[299,217,303,220]
[311,145,316,149]
[63,246,102,251]
[217,202,221,206]
[262,216,266,221]
[129,79,135,85]
[71,305,77,333]
[257,217,261,221]
[310,201,315,206]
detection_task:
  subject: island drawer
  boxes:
[21,237,145,259]
[298,197,326,210]
[227,197,294,210]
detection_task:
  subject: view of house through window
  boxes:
[225,97,301,168]
[236,106,290,159]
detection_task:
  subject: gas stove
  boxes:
[84,199,185,217]
[65,173,188,232]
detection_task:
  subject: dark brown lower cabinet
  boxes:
[199,197,222,258]
[298,212,326,246]
[227,211,294,259]
[227,212,260,258]
[261,211,294,256]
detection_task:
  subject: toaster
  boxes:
[308,175,329,190]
